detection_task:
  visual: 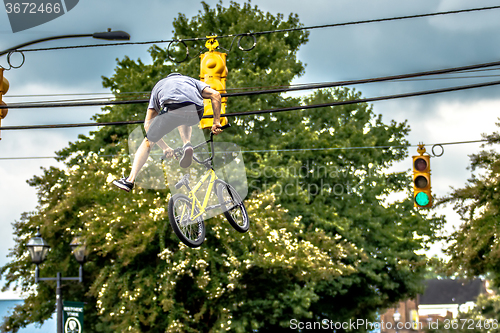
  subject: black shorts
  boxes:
[146,102,204,143]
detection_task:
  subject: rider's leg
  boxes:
[127,108,158,183]
[178,124,194,168]
[127,137,155,183]
[178,124,192,145]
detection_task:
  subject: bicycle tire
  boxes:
[168,193,206,248]
[216,183,249,233]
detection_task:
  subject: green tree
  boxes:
[423,125,500,333]
[439,127,500,285]
[1,1,442,332]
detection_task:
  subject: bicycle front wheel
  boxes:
[216,183,249,233]
[168,193,206,248]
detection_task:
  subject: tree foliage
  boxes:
[1,1,442,332]
[428,124,500,333]
[440,126,500,285]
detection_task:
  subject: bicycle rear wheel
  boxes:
[216,183,249,233]
[168,193,206,248]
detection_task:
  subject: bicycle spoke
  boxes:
[222,186,246,227]
[174,199,201,241]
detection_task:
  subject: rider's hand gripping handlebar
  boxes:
[210,123,231,138]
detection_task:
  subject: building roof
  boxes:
[419,279,485,305]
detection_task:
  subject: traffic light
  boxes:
[0,68,9,140]
[410,310,419,330]
[199,36,228,129]
[413,145,432,208]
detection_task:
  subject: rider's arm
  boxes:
[202,87,223,133]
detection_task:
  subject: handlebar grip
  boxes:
[220,123,231,130]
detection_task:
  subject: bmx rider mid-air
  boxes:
[112,73,223,192]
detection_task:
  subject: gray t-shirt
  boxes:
[148,73,209,113]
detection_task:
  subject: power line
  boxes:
[222,79,500,118]
[5,65,498,100]
[5,72,500,106]
[8,66,500,101]
[10,97,118,105]
[2,78,500,131]
[15,5,500,54]
[4,91,149,98]
[4,59,500,110]
[0,139,490,161]
[236,5,500,38]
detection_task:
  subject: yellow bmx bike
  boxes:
[166,124,249,248]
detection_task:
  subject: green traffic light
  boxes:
[415,192,430,206]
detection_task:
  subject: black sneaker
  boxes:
[179,143,194,168]
[112,176,134,192]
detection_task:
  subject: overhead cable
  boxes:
[15,5,500,54]
[2,78,500,131]
[0,139,490,161]
[3,60,500,110]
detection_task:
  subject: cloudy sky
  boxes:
[1,0,500,300]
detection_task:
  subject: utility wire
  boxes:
[0,139,490,160]
[5,72,500,105]
[2,78,500,131]
[4,92,149,98]
[15,5,500,54]
[4,59,500,110]
[11,97,118,105]
[7,67,500,101]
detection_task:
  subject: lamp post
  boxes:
[27,228,86,333]
[0,28,130,57]
[393,309,401,333]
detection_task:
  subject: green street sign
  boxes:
[63,301,84,333]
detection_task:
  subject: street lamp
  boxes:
[0,28,130,57]
[393,309,401,333]
[27,228,87,333]
[26,227,50,265]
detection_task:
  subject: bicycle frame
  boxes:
[186,169,218,219]
[169,128,228,220]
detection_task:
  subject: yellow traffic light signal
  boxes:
[413,144,432,208]
[410,310,419,330]
[199,36,228,129]
[0,68,9,140]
